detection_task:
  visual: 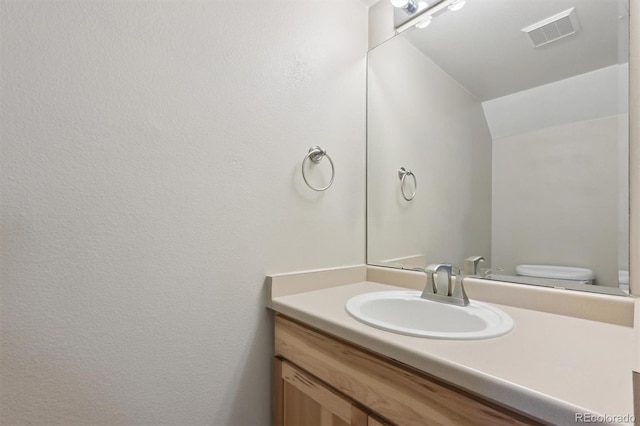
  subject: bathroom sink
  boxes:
[346,291,514,340]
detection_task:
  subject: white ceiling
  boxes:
[404,0,629,100]
[359,0,381,6]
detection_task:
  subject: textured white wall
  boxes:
[0,1,367,424]
[368,0,393,49]
[367,36,492,268]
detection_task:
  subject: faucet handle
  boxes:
[480,268,504,278]
[451,274,470,306]
[426,264,455,296]
[463,256,485,275]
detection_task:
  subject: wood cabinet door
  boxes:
[367,415,392,426]
[273,358,367,426]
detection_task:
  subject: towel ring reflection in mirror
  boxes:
[302,146,335,191]
[398,167,417,201]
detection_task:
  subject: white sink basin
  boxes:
[346,291,514,340]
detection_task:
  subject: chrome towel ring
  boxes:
[302,146,335,191]
[398,167,417,201]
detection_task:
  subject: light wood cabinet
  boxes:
[274,358,368,426]
[367,415,392,426]
[273,315,542,426]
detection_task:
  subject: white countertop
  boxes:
[270,280,636,426]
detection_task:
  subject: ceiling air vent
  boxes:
[522,8,581,48]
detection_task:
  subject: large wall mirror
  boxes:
[367,0,630,296]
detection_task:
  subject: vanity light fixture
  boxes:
[391,0,445,29]
[448,0,466,11]
[391,0,419,14]
[391,0,431,17]
[403,0,466,30]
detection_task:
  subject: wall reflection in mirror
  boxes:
[367,0,630,296]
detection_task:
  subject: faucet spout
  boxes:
[420,263,470,307]
[463,256,485,275]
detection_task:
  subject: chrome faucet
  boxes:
[451,273,470,306]
[421,264,452,297]
[463,256,485,275]
[420,263,469,306]
[462,256,503,278]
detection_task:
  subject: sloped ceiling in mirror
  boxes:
[405,0,629,100]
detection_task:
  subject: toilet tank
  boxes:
[516,265,595,285]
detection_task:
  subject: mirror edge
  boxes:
[629,0,639,297]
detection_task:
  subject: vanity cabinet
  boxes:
[274,358,381,426]
[273,315,542,426]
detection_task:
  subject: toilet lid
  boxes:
[516,264,595,281]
